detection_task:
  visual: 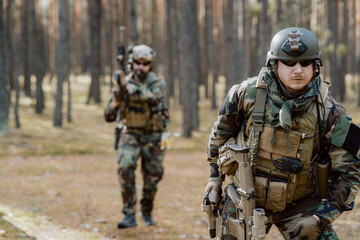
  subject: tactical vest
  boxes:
[123,72,166,134]
[230,72,330,212]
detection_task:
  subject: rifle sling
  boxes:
[249,69,267,172]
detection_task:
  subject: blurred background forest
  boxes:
[1,0,360,137]
[1,1,360,239]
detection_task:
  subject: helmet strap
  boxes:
[269,59,278,79]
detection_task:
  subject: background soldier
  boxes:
[105,44,169,228]
[203,27,360,239]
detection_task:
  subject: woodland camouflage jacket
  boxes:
[207,69,360,225]
[105,71,168,134]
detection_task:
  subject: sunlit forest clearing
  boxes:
[2,0,360,239]
[0,75,359,240]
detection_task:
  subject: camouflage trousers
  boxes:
[116,132,165,215]
[220,187,339,240]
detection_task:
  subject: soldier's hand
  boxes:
[110,85,121,106]
[203,177,222,206]
[289,215,321,240]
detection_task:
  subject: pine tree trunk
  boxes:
[328,0,338,99]
[242,0,251,78]
[178,0,199,137]
[205,0,218,110]
[54,0,70,127]
[87,0,101,104]
[224,0,237,92]
[129,0,137,45]
[0,0,10,135]
[337,0,348,102]
[21,0,31,97]
[5,0,15,90]
[30,0,44,114]
[164,0,176,104]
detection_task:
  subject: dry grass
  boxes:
[0,75,359,240]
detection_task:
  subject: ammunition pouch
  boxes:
[218,143,239,176]
[253,166,289,212]
[315,158,330,199]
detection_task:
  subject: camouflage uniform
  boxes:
[207,71,360,239]
[105,70,168,216]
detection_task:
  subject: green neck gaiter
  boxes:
[263,69,321,131]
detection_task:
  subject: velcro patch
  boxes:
[342,123,360,159]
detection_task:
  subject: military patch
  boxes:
[330,114,351,148]
[342,123,360,159]
[281,38,308,57]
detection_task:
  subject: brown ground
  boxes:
[1,76,359,240]
[0,152,359,240]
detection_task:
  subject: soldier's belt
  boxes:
[126,127,162,135]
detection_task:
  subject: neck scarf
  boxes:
[263,69,320,131]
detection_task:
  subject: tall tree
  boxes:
[205,0,218,109]
[276,0,282,24]
[49,0,57,81]
[336,0,348,102]
[198,0,208,97]
[258,0,270,68]
[0,0,10,135]
[242,0,251,78]
[178,0,199,137]
[54,0,70,127]
[30,0,45,114]
[87,0,102,104]
[224,0,237,92]
[129,0,137,45]
[5,0,15,90]
[164,0,176,102]
[21,0,31,97]
[106,0,113,81]
[328,0,339,99]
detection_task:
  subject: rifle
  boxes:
[116,26,126,75]
[113,26,127,149]
[217,143,267,240]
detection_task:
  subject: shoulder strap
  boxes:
[248,68,268,170]
[246,68,267,135]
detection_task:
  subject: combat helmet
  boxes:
[266,27,322,77]
[128,44,156,63]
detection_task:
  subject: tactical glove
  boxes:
[110,86,121,109]
[203,176,223,206]
[290,215,321,240]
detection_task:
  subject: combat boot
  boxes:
[141,213,155,226]
[117,213,137,228]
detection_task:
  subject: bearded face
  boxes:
[132,59,151,82]
[134,69,148,81]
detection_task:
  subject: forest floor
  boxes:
[0,75,360,240]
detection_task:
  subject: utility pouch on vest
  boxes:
[315,160,330,199]
[218,143,240,176]
[253,166,289,212]
[254,173,268,206]
[265,178,287,212]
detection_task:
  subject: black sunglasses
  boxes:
[280,59,313,67]
[133,60,151,66]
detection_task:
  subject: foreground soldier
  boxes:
[105,45,169,228]
[203,27,360,239]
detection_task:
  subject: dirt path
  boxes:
[0,151,359,240]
